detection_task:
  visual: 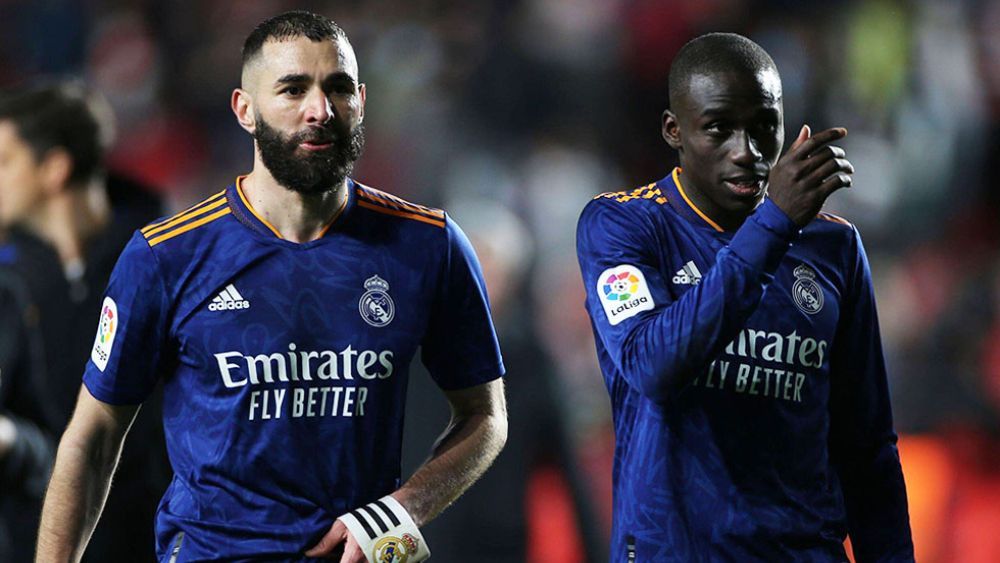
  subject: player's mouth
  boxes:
[723,176,766,198]
[299,140,334,151]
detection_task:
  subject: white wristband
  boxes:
[337,495,431,562]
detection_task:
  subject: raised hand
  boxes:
[767,125,854,226]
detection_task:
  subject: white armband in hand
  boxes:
[337,495,431,562]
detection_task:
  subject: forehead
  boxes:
[680,68,782,117]
[252,35,358,83]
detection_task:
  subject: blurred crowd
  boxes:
[0,0,998,561]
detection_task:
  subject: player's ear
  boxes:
[662,109,682,150]
[232,88,256,134]
[357,83,366,125]
[39,147,73,194]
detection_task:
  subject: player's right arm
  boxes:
[577,126,852,401]
[35,387,138,563]
[36,232,168,561]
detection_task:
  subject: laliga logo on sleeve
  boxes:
[360,275,395,327]
[598,265,655,326]
[91,296,118,371]
[792,263,824,315]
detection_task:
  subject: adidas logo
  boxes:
[672,261,703,285]
[208,284,250,311]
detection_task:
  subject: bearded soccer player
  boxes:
[36,11,507,562]
[577,34,913,561]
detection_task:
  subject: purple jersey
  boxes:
[83,178,504,561]
[577,169,912,562]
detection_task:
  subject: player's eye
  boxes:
[281,86,305,96]
[705,121,730,135]
[326,83,355,96]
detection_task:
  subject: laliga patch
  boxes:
[598,265,655,326]
[91,296,118,372]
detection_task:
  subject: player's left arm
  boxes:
[394,378,507,523]
[305,378,507,562]
[828,226,914,562]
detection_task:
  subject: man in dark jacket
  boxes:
[0,83,167,561]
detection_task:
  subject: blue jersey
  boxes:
[83,178,504,561]
[577,169,912,562]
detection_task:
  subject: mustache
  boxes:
[289,127,342,146]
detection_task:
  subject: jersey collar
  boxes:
[662,167,725,233]
[227,176,356,242]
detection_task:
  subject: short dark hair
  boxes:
[667,33,778,109]
[242,11,347,68]
[0,82,105,184]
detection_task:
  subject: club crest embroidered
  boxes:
[792,263,824,315]
[360,275,395,327]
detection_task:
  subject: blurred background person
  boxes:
[0,83,167,561]
[0,0,997,560]
[0,244,53,563]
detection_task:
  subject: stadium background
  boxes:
[1,0,999,561]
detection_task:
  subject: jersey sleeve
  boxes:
[82,231,170,405]
[420,215,505,390]
[576,198,799,402]
[828,227,914,561]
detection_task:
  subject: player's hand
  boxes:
[305,519,366,562]
[767,124,854,226]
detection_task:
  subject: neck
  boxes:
[24,180,110,268]
[241,160,347,243]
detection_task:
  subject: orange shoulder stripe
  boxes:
[817,212,852,227]
[355,185,445,219]
[356,199,446,228]
[147,208,232,247]
[141,190,226,236]
[143,197,228,239]
[594,183,668,206]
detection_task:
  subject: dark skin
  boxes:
[662,68,854,230]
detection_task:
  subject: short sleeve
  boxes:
[420,216,505,390]
[82,232,170,405]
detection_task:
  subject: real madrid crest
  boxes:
[373,534,419,563]
[360,275,395,327]
[791,263,824,315]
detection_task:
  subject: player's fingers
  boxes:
[304,526,346,557]
[818,172,853,196]
[788,124,810,152]
[806,157,854,185]
[792,127,847,159]
[811,144,845,160]
[337,542,366,563]
[797,145,845,178]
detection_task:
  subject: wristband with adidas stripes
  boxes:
[336,495,430,562]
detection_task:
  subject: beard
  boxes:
[253,113,365,195]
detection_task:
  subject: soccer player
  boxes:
[576,33,913,561]
[36,11,507,562]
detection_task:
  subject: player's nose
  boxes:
[730,130,763,166]
[304,88,334,125]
